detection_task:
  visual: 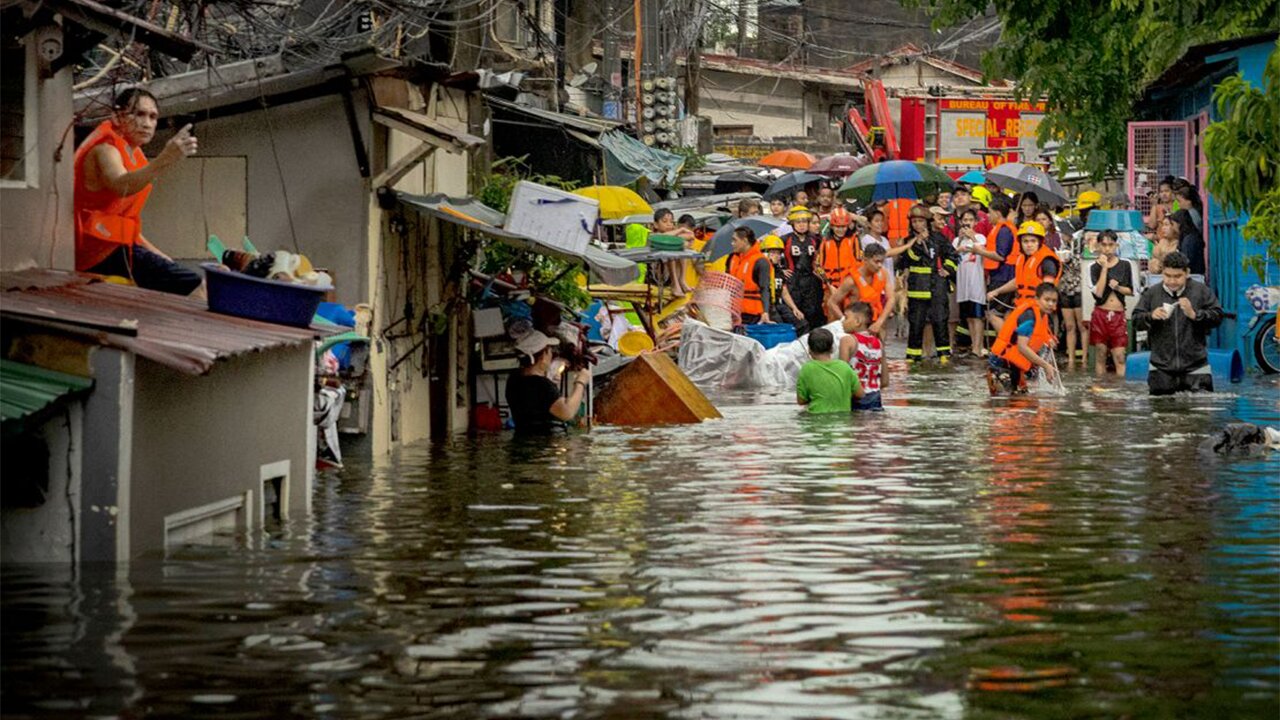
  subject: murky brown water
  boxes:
[4,357,1278,719]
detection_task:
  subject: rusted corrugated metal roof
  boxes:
[1,270,328,376]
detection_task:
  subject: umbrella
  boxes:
[983,162,1069,206]
[836,160,954,204]
[810,154,869,177]
[759,148,816,170]
[957,169,986,185]
[573,185,652,220]
[712,170,772,194]
[763,171,825,200]
[704,215,784,262]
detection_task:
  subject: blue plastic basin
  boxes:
[1124,349,1244,385]
[203,263,327,328]
[743,323,797,350]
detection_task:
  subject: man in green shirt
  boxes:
[796,328,863,413]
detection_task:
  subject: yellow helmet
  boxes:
[1075,190,1102,210]
[971,185,992,208]
[1017,220,1046,239]
[787,205,813,221]
[760,234,785,251]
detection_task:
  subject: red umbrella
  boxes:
[759,148,816,170]
[810,154,871,177]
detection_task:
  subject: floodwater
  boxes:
[4,354,1279,719]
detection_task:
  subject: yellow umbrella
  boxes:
[574,185,652,220]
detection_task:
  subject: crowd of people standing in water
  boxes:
[720,174,1223,408]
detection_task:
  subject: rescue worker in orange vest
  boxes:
[779,206,826,332]
[825,243,892,333]
[986,220,1063,306]
[74,88,202,295]
[727,226,774,325]
[762,235,805,330]
[966,194,1019,331]
[987,282,1060,395]
[817,206,862,310]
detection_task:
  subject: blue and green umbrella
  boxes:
[837,160,955,205]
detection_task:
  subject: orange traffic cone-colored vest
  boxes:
[729,242,769,316]
[848,267,887,320]
[74,120,151,271]
[820,232,860,288]
[1015,245,1063,300]
[991,299,1055,371]
[984,219,1018,271]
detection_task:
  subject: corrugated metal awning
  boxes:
[395,192,639,286]
[0,359,93,427]
[1,270,330,376]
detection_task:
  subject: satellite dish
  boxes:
[581,62,598,75]
[569,73,589,88]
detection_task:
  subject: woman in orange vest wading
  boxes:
[75,88,202,295]
[817,206,861,305]
[987,282,1060,395]
[986,220,1062,309]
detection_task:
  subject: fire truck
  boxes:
[896,94,1049,170]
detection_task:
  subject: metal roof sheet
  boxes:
[1,270,328,376]
[0,359,93,425]
[394,193,639,286]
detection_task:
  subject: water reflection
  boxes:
[2,366,1277,718]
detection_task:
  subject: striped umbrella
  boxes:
[836,160,954,204]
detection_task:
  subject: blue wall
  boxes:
[1203,42,1278,363]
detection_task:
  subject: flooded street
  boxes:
[4,358,1278,719]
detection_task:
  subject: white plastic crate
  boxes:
[504,181,598,256]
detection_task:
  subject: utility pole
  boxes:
[736,0,748,57]
[601,0,622,120]
[684,12,700,115]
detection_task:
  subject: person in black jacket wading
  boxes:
[1131,251,1224,395]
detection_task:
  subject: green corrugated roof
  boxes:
[0,359,93,425]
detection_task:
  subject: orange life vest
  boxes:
[885,199,912,242]
[850,267,887,320]
[820,232,860,288]
[729,243,769,316]
[74,120,152,272]
[1014,245,1063,301]
[983,219,1018,271]
[990,299,1055,371]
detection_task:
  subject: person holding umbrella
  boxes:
[902,204,960,364]
[779,206,826,331]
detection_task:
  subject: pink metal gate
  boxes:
[1126,121,1192,217]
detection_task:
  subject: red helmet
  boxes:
[828,207,852,226]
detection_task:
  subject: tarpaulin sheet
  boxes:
[678,319,850,390]
[601,131,685,186]
[396,192,639,286]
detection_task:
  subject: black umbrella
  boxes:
[713,170,772,194]
[763,171,826,200]
[984,162,1069,206]
[704,215,785,262]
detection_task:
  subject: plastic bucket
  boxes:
[618,330,655,356]
[743,323,797,350]
[1124,349,1243,385]
[203,263,327,328]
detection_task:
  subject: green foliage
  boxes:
[905,0,1279,180]
[668,145,706,190]
[475,156,590,309]
[1204,45,1280,279]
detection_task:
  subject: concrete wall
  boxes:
[695,69,855,142]
[367,84,474,454]
[147,93,373,306]
[128,346,312,557]
[0,404,83,563]
[875,61,979,90]
[0,35,75,272]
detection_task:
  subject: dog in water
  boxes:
[1199,422,1280,458]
